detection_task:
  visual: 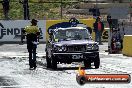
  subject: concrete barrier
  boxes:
[122,35,132,57]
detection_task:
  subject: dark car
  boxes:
[45,27,100,69]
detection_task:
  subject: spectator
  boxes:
[93,17,104,45]
[0,0,10,20]
[19,0,30,20]
[89,5,100,18]
[107,15,112,28]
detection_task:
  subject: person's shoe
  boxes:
[29,65,34,70]
[33,66,37,70]
[29,67,34,70]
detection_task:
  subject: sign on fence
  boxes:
[1,19,132,43]
[0,20,46,42]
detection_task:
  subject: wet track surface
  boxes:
[0,76,18,87]
[0,43,132,88]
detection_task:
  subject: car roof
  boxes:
[56,27,87,30]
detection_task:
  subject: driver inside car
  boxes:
[74,32,82,40]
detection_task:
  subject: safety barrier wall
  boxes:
[122,35,132,57]
[0,20,46,43]
[0,19,109,43]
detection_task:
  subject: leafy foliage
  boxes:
[0,0,78,20]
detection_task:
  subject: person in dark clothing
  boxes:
[19,0,30,20]
[111,28,122,53]
[22,19,40,70]
[93,17,104,45]
[0,0,10,20]
[107,15,112,28]
[89,6,100,18]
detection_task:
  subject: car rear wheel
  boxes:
[46,52,51,68]
[84,60,91,68]
[94,55,100,69]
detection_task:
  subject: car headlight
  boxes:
[86,44,99,50]
[86,44,93,50]
[61,46,67,51]
[54,45,67,52]
[93,43,99,50]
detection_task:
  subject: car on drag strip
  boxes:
[45,27,100,69]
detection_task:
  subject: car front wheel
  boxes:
[84,60,91,68]
[51,56,57,70]
[46,52,51,68]
[94,55,100,69]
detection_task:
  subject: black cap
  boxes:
[31,19,38,23]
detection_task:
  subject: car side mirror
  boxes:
[48,29,53,35]
[48,38,52,43]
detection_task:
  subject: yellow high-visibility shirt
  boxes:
[24,25,39,34]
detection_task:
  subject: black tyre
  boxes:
[51,56,57,70]
[46,52,51,68]
[84,60,91,68]
[94,55,100,69]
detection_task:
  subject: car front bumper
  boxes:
[53,51,99,63]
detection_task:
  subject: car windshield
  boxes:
[53,28,91,41]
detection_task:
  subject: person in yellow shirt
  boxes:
[22,19,40,70]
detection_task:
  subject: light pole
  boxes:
[61,0,63,19]
[130,0,132,22]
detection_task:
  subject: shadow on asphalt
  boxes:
[0,76,18,87]
[37,60,96,71]
[0,43,4,46]
[42,64,96,71]
[49,67,96,71]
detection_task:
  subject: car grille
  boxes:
[67,45,86,52]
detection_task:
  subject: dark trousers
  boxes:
[27,44,37,68]
[95,31,102,44]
